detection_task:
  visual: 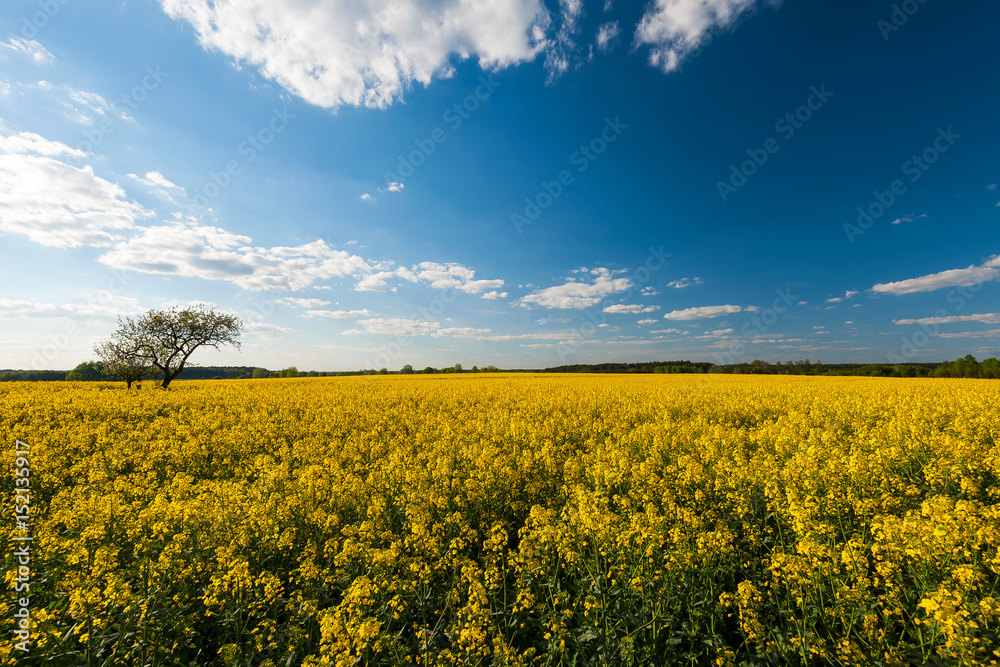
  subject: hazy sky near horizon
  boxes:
[0,0,998,371]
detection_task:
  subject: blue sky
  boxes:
[1,0,998,371]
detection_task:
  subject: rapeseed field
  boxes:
[2,374,999,666]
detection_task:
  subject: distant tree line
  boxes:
[8,355,997,383]
[544,356,999,378]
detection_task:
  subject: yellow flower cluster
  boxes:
[1,374,999,665]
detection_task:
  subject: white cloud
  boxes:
[595,21,620,52]
[353,263,503,297]
[666,276,703,289]
[649,328,681,334]
[410,261,505,294]
[99,224,371,291]
[890,213,926,226]
[343,318,442,336]
[0,131,84,158]
[60,88,130,125]
[826,290,858,304]
[129,171,182,191]
[360,193,374,201]
[305,308,375,319]
[935,329,1000,339]
[244,321,295,337]
[0,295,143,320]
[127,171,184,203]
[520,268,631,309]
[544,0,585,79]
[635,0,777,73]
[277,297,331,309]
[893,313,1000,326]
[603,304,659,314]
[159,0,551,109]
[0,132,150,248]
[662,304,743,320]
[432,326,493,338]
[355,271,398,293]
[1,37,54,65]
[871,256,1000,295]
[637,318,658,325]
[380,182,404,193]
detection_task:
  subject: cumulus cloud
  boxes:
[662,304,743,320]
[0,131,150,247]
[520,268,631,309]
[355,262,505,297]
[871,256,1000,295]
[159,0,551,109]
[635,0,778,73]
[99,223,371,291]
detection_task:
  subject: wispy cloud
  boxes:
[603,304,659,314]
[1,37,54,64]
[595,21,620,52]
[871,256,1000,295]
[666,276,703,289]
[305,308,375,319]
[634,0,779,73]
[662,304,743,320]
[893,313,1000,325]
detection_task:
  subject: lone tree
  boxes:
[93,339,154,388]
[110,305,243,388]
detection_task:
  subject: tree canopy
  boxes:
[93,339,155,388]
[109,305,243,388]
